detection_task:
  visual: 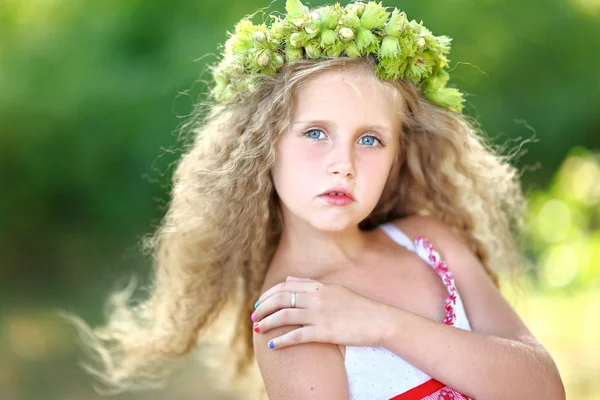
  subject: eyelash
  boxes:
[302,128,384,149]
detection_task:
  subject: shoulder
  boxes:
[253,267,349,399]
[390,215,488,293]
[390,215,472,265]
[390,215,491,291]
[391,215,538,344]
[390,214,460,244]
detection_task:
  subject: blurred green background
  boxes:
[1,0,599,399]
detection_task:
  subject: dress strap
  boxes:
[378,223,417,252]
[378,222,458,327]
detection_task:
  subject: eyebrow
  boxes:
[291,119,394,135]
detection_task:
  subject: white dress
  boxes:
[343,223,473,400]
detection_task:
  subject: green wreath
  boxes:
[211,0,465,113]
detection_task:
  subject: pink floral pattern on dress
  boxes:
[389,378,473,400]
[414,236,457,326]
[379,229,474,400]
[423,387,471,400]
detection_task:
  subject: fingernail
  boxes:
[251,313,257,322]
[268,340,275,349]
[253,324,260,333]
[254,301,260,309]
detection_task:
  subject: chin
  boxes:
[308,214,361,232]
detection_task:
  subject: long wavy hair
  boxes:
[62,56,527,393]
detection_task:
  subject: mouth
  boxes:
[318,191,355,206]
[322,191,353,199]
[318,188,355,201]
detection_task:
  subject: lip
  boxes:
[318,186,355,201]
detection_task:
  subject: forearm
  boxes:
[380,305,565,399]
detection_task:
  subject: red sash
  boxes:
[389,379,471,400]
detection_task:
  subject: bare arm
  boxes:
[380,216,566,399]
[253,275,350,399]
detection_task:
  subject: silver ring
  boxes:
[290,291,296,308]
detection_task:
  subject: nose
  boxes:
[326,142,355,179]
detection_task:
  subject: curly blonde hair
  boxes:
[62,56,526,393]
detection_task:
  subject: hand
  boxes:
[251,276,392,350]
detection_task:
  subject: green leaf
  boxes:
[356,26,378,54]
[406,56,432,82]
[320,29,338,47]
[385,9,407,38]
[286,0,309,18]
[377,57,408,80]
[343,10,361,30]
[286,46,303,61]
[344,41,361,57]
[423,69,450,92]
[380,36,400,58]
[345,2,366,18]
[325,41,345,57]
[360,2,389,30]
[425,87,465,113]
[320,6,339,30]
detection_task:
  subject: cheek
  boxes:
[357,153,396,192]
[360,151,395,174]
[272,138,323,190]
[276,139,323,174]
[291,139,325,163]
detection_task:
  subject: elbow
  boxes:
[546,363,566,400]
[539,349,566,400]
[518,340,566,399]
[552,381,567,400]
[500,344,566,400]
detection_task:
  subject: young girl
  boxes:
[68,0,565,398]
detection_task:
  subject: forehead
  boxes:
[291,69,403,126]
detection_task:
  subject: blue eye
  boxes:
[304,129,326,140]
[359,135,382,147]
[302,129,383,148]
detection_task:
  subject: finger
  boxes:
[267,326,318,350]
[253,290,310,323]
[256,281,314,305]
[254,308,311,334]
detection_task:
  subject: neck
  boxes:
[274,211,374,277]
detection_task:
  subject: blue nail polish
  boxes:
[254,301,260,309]
[268,340,275,349]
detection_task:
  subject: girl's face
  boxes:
[272,68,403,232]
